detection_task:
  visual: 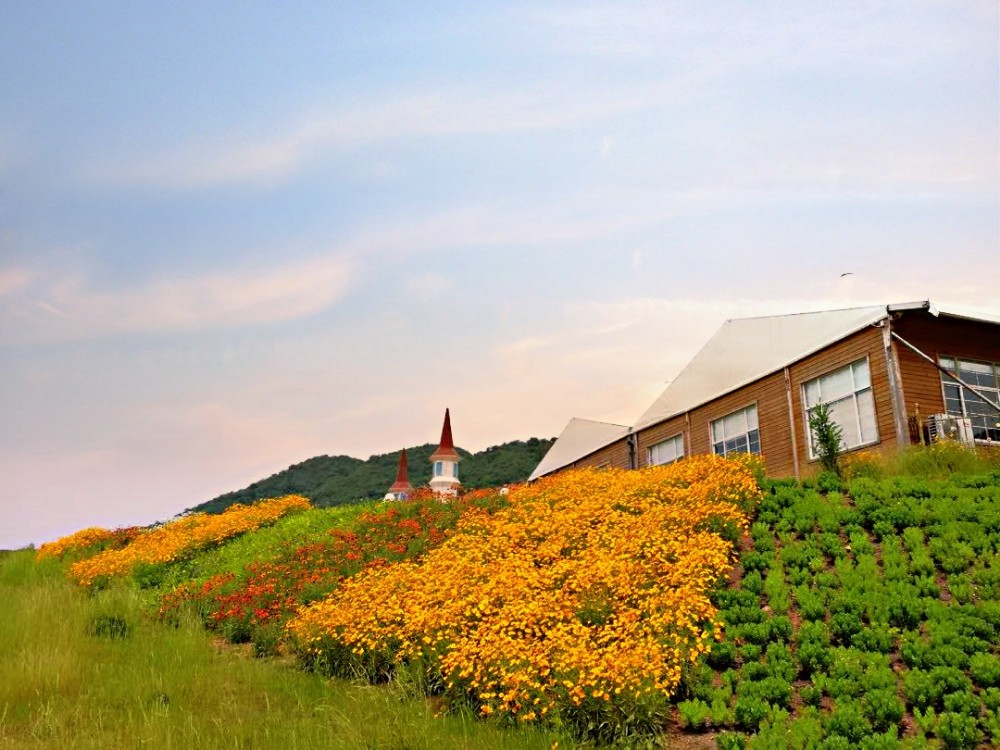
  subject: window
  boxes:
[453,462,459,479]
[711,404,761,457]
[939,357,1000,441]
[802,358,878,458]
[434,461,443,477]
[647,434,684,466]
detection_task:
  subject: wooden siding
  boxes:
[636,415,686,467]
[892,314,1000,426]
[635,325,897,479]
[562,437,631,472]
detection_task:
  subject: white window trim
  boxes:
[709,402,761,458]
[801,356,879,460]
[647,433,685,466]
[938,355,1000,443]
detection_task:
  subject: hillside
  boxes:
[187,437,554,514]
[22,446,1000,747]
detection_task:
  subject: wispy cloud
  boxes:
[0,255,353,343]
[90,84,661,189]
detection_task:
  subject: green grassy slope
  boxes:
[0,549,572,750]
[11,453,1000,748]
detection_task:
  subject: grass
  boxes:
[0,550,572,750]
[152,502,374,593]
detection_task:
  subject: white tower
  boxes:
[429,408,461,496]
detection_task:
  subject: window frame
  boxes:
[647,433,685,466]
[938,355,1000,442]
[801,356,880,460]
[709,402,761,458]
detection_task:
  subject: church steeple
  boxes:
[384,448,414,501]
[429,408,461,495]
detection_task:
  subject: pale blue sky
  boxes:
[1,2,997,548]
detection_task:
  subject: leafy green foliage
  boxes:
[188,437,555,513]
[808,403,843,476]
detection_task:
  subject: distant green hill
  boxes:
[188,437,555,514]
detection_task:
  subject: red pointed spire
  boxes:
[389,448,414,492]
[430,408,460,461]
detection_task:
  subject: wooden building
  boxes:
[530,302,1000,481]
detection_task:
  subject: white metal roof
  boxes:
[529,418,630,481]
[633,304,889,429]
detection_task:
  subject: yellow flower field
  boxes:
[287,457,760,731]
[68,495,310,586]
[36,526,140,561]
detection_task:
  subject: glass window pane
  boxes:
[804,380,821,408]
[821,366,854,402]
[827,396,860,449]
[944,396,964,416]
[856,389,877,444]
[748,430,761,455]
[851,360,871,390]
[939,356,955,371]
[959,360,995,388]
[713,441,725,456]
[745,404,759,431]
[723,411,745,439]
[711,420,723,442]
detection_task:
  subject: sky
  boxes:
[1,1,997,549]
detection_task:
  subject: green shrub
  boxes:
[797,641,832,676]
[970,651,1000,687]
[818,737,852,750]
[767,616,793,643]
[935,711,982,749]
[711,698,734,727]
[825,700,871,742]
[830,612,863,644]
[743,570,764,595]
[942,690,978,717]
[913,706,937,735]
[858,733,902,750]
[716,731,748,750]
[982,687,1000,712]
[809,403,844,476]
[800,684,823,707]
[852,624,895,654]
[947,574,975,604]
[734,695,768,731]
[818,471,843,493]
[896,442,984,479]
[863,689,905,732]
[795,586,827,621]
[707,640,737,669]
[886,592,923,629]
[903,667,971,711]
[742,551,773,573]
[677,699,711,730]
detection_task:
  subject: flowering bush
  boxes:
[69,495,311,586]
[158,491,505,645]
[37,526,144,561]
[287,456,759,740]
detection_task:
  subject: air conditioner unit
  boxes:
[927,414,975,446]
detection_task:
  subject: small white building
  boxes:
[384,447,414,501]
[429,408,461,496]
